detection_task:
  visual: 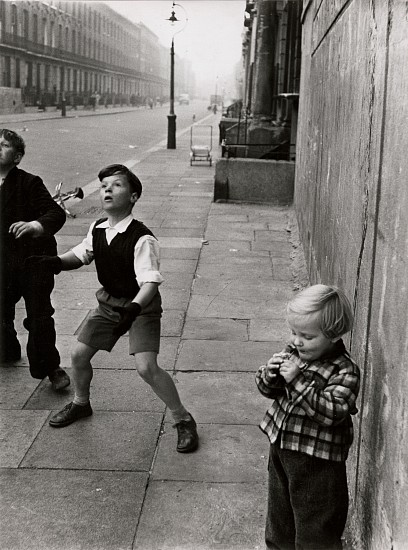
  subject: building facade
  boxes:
[0,0,193,109]
[239,0,302,160]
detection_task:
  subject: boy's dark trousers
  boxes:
[266,444,349,550]
[1,262,60,377]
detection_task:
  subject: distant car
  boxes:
[179,93,190,105]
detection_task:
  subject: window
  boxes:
[42,18,47,45]
[33,14,38,43]
[72,29,76,53]
[11,4,17,35]
[50,21,55,48]
[23,9,29,38]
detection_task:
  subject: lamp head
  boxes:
[167,10,179,24]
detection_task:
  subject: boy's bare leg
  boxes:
[134,351,199,452]
[49,342,97,427]
[134,351,186,415]
[71,342,98,404]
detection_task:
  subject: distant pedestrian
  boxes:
[27,164,199,453]
[256,284,360,549]
[0,129,70,391]
[90,91,100,110]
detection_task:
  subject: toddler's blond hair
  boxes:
[286,284,353,340]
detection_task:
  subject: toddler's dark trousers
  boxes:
[266,444,348,550]
[1,263,60,377]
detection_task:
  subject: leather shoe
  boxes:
[48,368,70,391]
[49,402,92,428]
[174,414,199,453]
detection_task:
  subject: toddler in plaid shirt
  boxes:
[256,284,360,550]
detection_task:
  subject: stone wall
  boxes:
[0,87,24,114]
[296,1,408,547]
[214,158,294,204]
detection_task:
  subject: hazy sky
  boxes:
[104,1,246,95]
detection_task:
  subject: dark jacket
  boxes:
[0,166,66,268]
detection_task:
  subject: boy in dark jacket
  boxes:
[27,164,198,453]
[0,129,70,391]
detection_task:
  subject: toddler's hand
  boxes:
[263,364,281,384]
[267,352,290,368]
[279,358,301,383]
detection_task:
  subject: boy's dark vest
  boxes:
[92,218,156,299]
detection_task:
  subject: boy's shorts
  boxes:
[77,287,162,355]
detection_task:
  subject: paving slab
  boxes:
[191,275,293,299]
[196,239,252,252]
[21,411,162,471]
[254,229,290,242]
[161,272,195,290]
[0,366,40,409]
[176,340,280,372]
[160,240,202,254]
[161,310,185,337]
[182,317,249,341]
[160,287,191,310]
[249,318,289,343]
[252,238,293,255]
[160,258,198,273]
[51,288,97,309]
[198,245,273,264]
[153,423,268,483]
[56,270,99,289]
[171,371,267,424]
[271,258,293,280]
[154,228,204,238]
[0,410,49,466]
[0,469,147,550]
[196,256,273,278]
[187,293,287,320]
[134,480,266,550]
[159,217,208,229]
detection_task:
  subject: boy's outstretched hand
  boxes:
[112,303,142,336]
[25,255,62,274]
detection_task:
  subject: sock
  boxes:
[170,405,191,424]
[73,393,90,406]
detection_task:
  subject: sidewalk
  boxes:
[0,103,153,125]
[0,121,304,550]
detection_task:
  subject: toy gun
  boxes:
[52,181,84,218]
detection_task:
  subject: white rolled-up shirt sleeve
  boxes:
[134,235,164,286]
[71,221,96,265]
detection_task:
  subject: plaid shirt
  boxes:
[256,340,360,462]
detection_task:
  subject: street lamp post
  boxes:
[166,2,187,149]
[167,36,176,148]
